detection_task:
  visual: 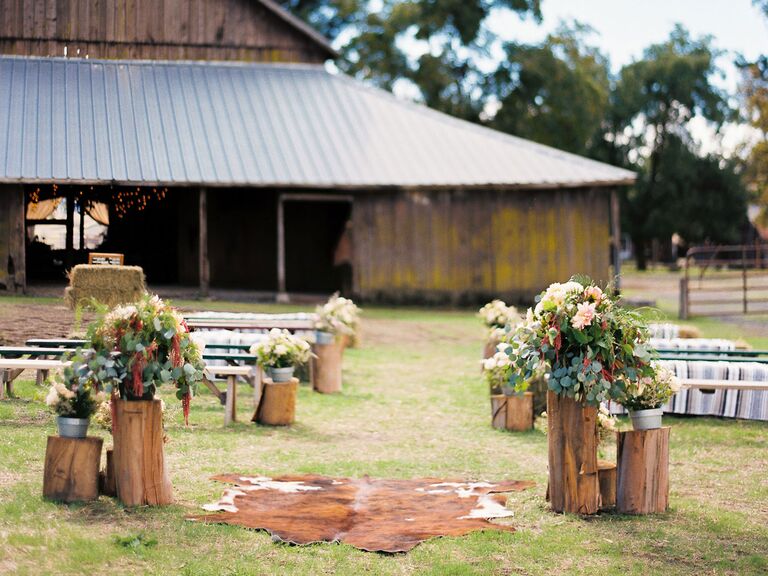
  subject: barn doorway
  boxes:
[280,195,353,296]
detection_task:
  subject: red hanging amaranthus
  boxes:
[182,392,191,426]
[168,333,183,368]
[131,352,146,397]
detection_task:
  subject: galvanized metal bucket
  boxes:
[315,331,335,346]
[629,408,663,430]
[57,416,90,438]
[268,366,296,383]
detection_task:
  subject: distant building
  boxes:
[0,0,634,303]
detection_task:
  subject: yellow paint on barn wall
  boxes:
[354,189,612,300]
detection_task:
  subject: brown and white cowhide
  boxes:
[190,474,533,553]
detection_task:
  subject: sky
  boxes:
[486,0,768,155]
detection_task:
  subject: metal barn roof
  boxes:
[0,56,635,189]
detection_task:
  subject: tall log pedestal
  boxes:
[547,391,600,514]
[598,460,617,510]
[43,436,103,502]
[313,341,342,394]
[254,378,298,426]
[490,392,533,431]
[113,400,173,507]
[617,427,670,514]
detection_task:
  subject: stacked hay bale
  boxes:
[64,265,146,309]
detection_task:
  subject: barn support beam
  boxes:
[1,185,27,293]
[610,189,621,293]
[276,195,288,302]
[65,189,74,270]
[199,187,210,297]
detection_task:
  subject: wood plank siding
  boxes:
[352,188,611,304]
[0,0,330,62]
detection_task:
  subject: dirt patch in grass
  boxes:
[0,303,94,345]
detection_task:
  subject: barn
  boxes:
[0,0,634,304]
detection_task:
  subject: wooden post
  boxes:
[610,189,621,293]
[78,200,85,250]
[546,391,600,515]
[505,392,533,431]
[112,400,173,506]
[43,436,103,502]
[199,187,209,297]
[255,378,297,426]
[276,195,288,302]
[224,375,237,425]
[617,427,670,514]
[313,341,342,394]
[679,277,689,320]
[65,189,74,271]
[742,245,748,314]
[598,460,617,510]
[6,185,27,293]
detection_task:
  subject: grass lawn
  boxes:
[0,290,767,575]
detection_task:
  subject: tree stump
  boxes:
[313,341,342,394]
[483,338,499,360]
[506,392,533,431]
[43,436,103,502]
[100,448,116,497]
[490,395,507,430]
[598,459,617,510]
[254,378,297,426]
[617,427,670,514]
[546,391,600,514]
[112,400,173,507]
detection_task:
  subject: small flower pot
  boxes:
[315,331,335,345]
[629,408,663,430]
[268,366,295,383]
[57,416,90,438]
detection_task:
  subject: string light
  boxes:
[26,184,169,218]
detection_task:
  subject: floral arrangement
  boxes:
[46,379,104,419]
[506,276,654,406]
[69,294,205,425]
[315,293,361,336]
[250,329,312,369]
[482,344,514,395]
[622,365,681,411]
[478,299,520,330]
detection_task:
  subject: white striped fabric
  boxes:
[648,323,680,339]
[650,337,736,351]
[609,360,768,421]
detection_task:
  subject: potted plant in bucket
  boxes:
[314,293,361,346]
[623,366,680,430]
[506,276,654,514]
[251,328,312,382]
[46,373,105,438]
[483,345,533,431]
[478,300,520,359]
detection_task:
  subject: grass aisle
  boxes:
[0,306,767,575]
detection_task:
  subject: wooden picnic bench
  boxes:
[203,365,260,425]
[0,358,71,399]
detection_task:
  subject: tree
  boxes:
[600,25,745,269]
[488,22,610,155]
[277,0,543,121]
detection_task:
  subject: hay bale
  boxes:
[65,265,146,309]
[677,325,702,339]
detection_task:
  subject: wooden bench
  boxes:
[0,358,71,399]
[186,318,316,332]
[679,379,768,391]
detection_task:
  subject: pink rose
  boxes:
[571,302,597,330]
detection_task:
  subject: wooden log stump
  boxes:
[482,338,499,360]
[598,459,617,510]
[506,392,533,431]
[616,427,670,514]
[112,399,173,507]
[313,341,342,394]
[255,378,297,426]
[99,448,116,497]
[547,391,600,514]
[43,436,103,502]
[490,395,507,430]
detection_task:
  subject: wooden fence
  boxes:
[679,244,768,319]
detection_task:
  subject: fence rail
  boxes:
[679,244,768,319]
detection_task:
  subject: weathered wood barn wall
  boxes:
[353,188,610,303]
[0,0,333,62]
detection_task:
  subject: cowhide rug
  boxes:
[189,474,533,553]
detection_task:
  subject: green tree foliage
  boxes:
[488,22,610,155]
[278,0,542,120]
[599,25,746,268]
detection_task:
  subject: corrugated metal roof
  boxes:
[0,56,635,189]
